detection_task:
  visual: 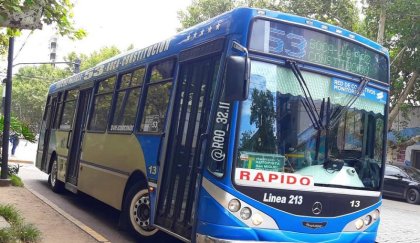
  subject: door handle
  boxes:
[66,130,72,149]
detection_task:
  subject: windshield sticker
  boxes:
[235,168,314,189]
[332,78,387,104]
[239,151,285,172]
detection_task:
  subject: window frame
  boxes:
[58,90,78,131]
[52,93,63,129]
[87,75,117,133]
[108,66,146,134]
[137,58,177,135]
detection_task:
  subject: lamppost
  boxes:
[0,2,44,184]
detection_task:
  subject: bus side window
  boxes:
[53,93,63,129]
[59,90,78,130]
[88,76,116,131]
[139,59,175,133]
[110,68,145,132]
[42,96,52,122]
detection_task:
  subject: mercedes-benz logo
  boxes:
[312,202,323,215]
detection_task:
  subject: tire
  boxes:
[123,182,159,240]
[406,188,420,204]
[48,158,64,193]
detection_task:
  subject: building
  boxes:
[388,106,420,169]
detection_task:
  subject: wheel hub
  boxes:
[133,195,154,231]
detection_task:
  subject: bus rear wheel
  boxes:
[123,183,158,239]
[406,188,420,204]
[48,158,64,193]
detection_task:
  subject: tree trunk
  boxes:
[388,71,419,130]
[389,135,420,149]
[377,2,386,45]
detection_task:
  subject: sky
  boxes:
[1,0,191,75]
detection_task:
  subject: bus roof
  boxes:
[49,7,388,94]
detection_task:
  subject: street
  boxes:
[11,141,420,243]
[377,197,420,243]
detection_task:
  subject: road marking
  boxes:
[26,187,110,243]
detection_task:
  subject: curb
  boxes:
[9,159,33,164]
[25,187,110,243]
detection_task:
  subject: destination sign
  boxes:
[249,19,388,83]
[239,151,284,172]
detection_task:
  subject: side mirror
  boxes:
[224,55,250,102]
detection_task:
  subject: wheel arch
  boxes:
[121,170,148,209]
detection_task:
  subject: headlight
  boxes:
[240,207,252,220]
[372,209,380,220]
[364,215,372,226]
[251,213,263,226]
[228,199,241,212]
[355,218,364,230]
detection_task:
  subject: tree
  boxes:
[11,64,70,132]
[177,0,235,31]
[178,0,359,31]
[240,89,277,153]
[64,46,121,72]
[364,0,420,130]
[8,46,121,132]
[0,0,86,54]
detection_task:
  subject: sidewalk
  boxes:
[0,186,99,243]
[0,140,103,242]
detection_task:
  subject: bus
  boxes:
[36,7,389,243]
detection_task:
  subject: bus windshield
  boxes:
[235,60,385,191]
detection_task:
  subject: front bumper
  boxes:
[196,221,379,243]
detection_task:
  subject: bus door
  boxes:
[66,88,92,186]
[38,96,58,171]
[155,52,221,240]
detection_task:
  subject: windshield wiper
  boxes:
[287,60,323,130]
[328,77,369,129]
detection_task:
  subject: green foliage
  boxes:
[178,0,360,31]
[364,0,419,109]
[177,0,235,31]
[9,46,121,132]
[392,130,410,145]
[15,223,41,242]
[64,46,121,72]
[9,64,70,132]
[0,205,21,225]
[0,115,36,142]
[0,0,86,54]
[10,174,24,187]
[282,0,359,31]
[0,228,14,242]
[241,89,277,153]
[0,204,41,242]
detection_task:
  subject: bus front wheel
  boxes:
[48,158,64,193]
[123,182,159,239]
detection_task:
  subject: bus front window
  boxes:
[235,61,386,191]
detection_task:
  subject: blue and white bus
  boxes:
[36,7,389,242]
